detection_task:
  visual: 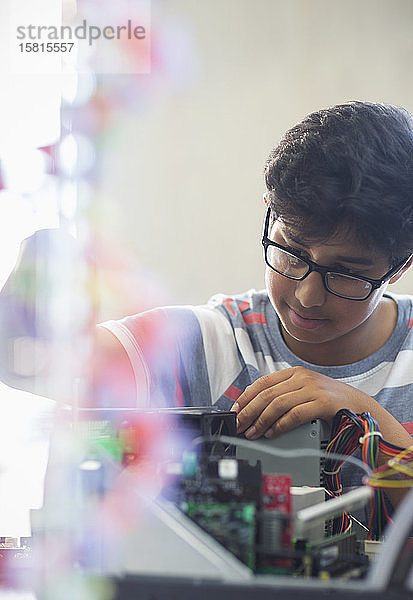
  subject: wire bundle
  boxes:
[323,409,400,540]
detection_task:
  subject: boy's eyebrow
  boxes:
[333,254,374,267]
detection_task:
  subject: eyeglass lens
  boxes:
[266,246,373,300]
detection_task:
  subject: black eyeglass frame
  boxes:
[262,207,411,301]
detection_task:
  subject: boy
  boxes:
[97,100,413,468]
[1,102,412,480]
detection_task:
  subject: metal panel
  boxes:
[235,420,330,486]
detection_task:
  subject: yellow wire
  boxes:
[372,464,413,479]
[389,463,413,477]
[366,448,413,487]
[367,479,413,488]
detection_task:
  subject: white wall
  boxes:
[96,0,413,320]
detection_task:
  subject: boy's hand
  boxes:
[231,366,370,439]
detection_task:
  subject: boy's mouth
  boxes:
[288,307,327,330]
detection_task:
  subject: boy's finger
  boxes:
[232,368,295,412]
[235,394,271,433]
[262,402,319,439]
[242,389,310,438]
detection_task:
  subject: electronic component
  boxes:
[169,457,262,569]
[294,532,366,579]
[235,420,330,485]
[291,486,325,543]
[71,406,237,465]
[33,405,413,600]
[258,474,292,574]
[294,487,372,538]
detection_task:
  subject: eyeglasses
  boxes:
[262,208,410,301]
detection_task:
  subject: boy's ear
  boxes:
[263,193,268,207]
[389,256,413,284]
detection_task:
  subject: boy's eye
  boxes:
[281,239,369,278]
[285,245,309,262]
[329,264,361,277]
[329,264,351,274]
[284,245,363,277]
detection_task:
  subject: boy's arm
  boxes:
[232,366,412,447]
[90,326,137,407]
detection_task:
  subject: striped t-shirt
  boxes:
[100,289,413,436]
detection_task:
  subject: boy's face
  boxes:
[265,218,397,365]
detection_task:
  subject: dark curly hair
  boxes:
[264,101,413,265]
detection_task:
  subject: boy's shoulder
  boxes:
[385,292,413,348]
[207,289,272,325]
[387,292,413,315]
[207,288,269,311]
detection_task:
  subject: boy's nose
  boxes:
[294,271,326,308]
